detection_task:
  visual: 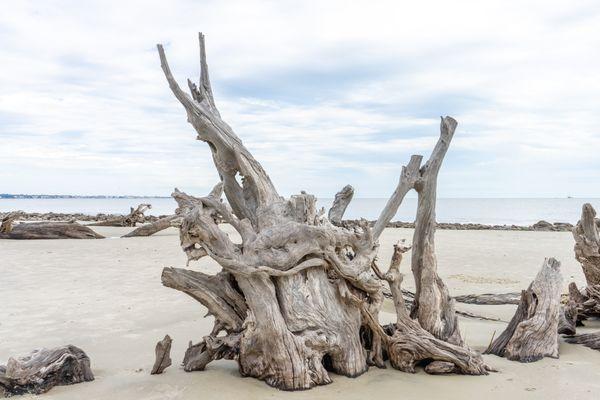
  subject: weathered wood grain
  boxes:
[0,345,94,396]
[0,221,104,240]
[485,258,562,362]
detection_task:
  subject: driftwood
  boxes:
[485,258,562,362]
[369,243,490,375]
[150,335,173,374]
[328,185,354,225]
[0,221,104,240]
[0,211,23,234]
[453,292,521,305]
[0,345,94,396]
[566,203,600,326]
[565,332,600,350]
[89,203,151,227]
[156,33,488,390]
[122,215,178,238]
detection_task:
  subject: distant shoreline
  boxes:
[0,211,577,232]
[0,194,170,199]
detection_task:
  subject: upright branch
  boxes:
[373,155,422,239]
[328,185,354,225]
[157,34,280,228]
[410,117,462,344]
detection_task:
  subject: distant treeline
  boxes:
[0,194,169,199]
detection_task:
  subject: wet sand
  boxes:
[1,227,599,399]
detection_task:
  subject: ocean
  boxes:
[1,197,599,226]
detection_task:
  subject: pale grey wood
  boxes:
[372,155,422,239]
[0,221,104,240]
[89,203,151,227]
[156,34,489,390]
[328,185,354,225]
[565,331,600,351]
[122,215,177,238]
[485,258,562,362]
[0,345,93,395]
[368,243,490,374]
[410,117,463,345]
[150,335,172,374]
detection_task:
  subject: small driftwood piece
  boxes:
[0,211,23,234]
[89,203,151,227]
[156,33,488,390]
[0,345,94,396]
[453,292,521,305]
[0,221,104,240]
[485,258,562,362]
[122,215,178,238]
[369,243,490,375]
[558,301,578,336]
[328,185,354,225]
[565,332,600,350]
[151,335,173,374]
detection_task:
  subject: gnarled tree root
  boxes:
[565,332,600,351]
[0,345,94,396]
[89,203,151,227]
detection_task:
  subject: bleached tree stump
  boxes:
[0,345,94,396]
[485,258,562,362]
[567,203,600,323]
[89,203,151,227]
[156,33,489,390]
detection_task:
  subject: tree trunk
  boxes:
[0,221,104,240]
[155,33,489,390]
[89,203,151,227]
[485,258,562,362]
[122,215,177,238]
[0,345,94,396]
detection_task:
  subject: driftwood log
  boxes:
[485,258,562,362]
[0,221,104,240]
[0,345,94,396]
[122,215,178,238]
[89,203,151,227]
[156,33,488,390]
[150,335,173,374]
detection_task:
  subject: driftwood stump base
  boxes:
[0,345,94,396]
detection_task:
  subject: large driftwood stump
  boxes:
[485,258,562,362]
[89,203,151,227]
[122,215,177,238]
[156,33,488,390]
[0,345,94,396]
[0,221,104,240]
[566,203,600,324]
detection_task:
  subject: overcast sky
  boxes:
[1,0,599,198]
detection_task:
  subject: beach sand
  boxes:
[1,226,599,399]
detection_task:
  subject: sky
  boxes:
[1,0,599,198]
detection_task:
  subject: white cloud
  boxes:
[0,0,599,197]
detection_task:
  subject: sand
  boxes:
[1,226,600,399]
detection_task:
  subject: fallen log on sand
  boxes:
[155,33,489,390]
[122,215,178,238]
[0,221,103,240]
[485,258,562,362]
[0,345,94,396]
[89,203,151,227]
